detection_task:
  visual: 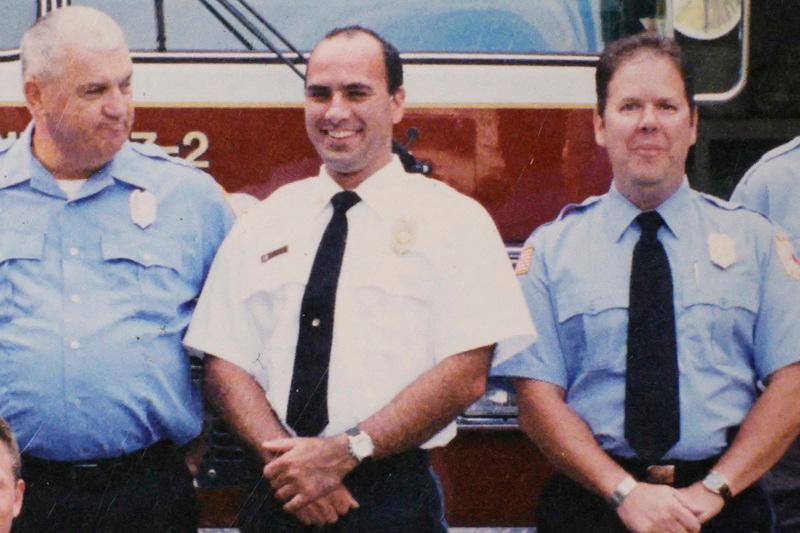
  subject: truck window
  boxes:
[74,0,606,54]
[0,1,37,52]
[66,0,745,97]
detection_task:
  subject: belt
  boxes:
[22,441,184,491]
[611,454,720,487]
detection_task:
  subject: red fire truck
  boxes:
[2,0,797,528]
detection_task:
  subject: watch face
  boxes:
[704,471,728,493]
[674,0,742,40]
[349,431,373,460]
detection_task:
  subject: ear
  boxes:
[12,478,24,518]
[593,109,606,148]
[23,80,43,115]
[390,86,406,124]
[689,107,698,147]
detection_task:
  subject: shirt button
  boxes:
[70,340,80,349]
[142,252,152,262]
[69,247,79,257]
[70,294,81,303]
[74,399,81,407]
[311,318,321,327]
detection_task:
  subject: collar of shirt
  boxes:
[605,177,692,243]
[317,156,408,221]
[0,122,158,198]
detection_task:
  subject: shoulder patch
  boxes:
[129,141,194,169]
[515,245,534,276]
[556,195,601,221]
[776,232,800,281]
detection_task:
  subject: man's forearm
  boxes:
[712,362,800,495]
[204,355,289,462]
[358,344,493,459]
[513,378,628,498]
[515,379,702,531]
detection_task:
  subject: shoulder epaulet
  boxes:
[129,141,195,169]
[699,191,745,211]
[555,195,601,221]
[752,136,800,167]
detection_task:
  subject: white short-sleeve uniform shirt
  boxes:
[185,157,536,447]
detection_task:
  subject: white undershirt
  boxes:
[56,178,88,199]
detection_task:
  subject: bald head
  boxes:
[20,6,128,84]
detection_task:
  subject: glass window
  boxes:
[0,1,38,51]
[75,0,608,54]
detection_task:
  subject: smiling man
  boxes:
[0,6,233,532]
[186,26,535,531]
[494,33,800,532]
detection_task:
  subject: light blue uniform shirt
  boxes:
[0,125,234,460]
[732,136,800,244]
[495,179,800,460]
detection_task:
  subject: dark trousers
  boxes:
[13,443,199,533]
[537,472,775,533]
[761,436,800,532]
[238,449,447,533]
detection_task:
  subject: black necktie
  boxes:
[286,190,361,436]
[625,211,679,461]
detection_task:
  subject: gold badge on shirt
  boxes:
[515,246,534,276]
[776,232,800,281]
[391,217,417,255]
[708,233,736,269]
[129,189,157,229]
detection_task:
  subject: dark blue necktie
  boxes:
[286,190,361,437]
[625,211,680,461]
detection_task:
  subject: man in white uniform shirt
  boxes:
[185,25,535,531]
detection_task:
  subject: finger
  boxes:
[274,483,299,502]
[673,490,703,516]
[294,508,315,526]
[296,505,326,527]
[316,499,339,524]
[284,493,310,513]
[330,487,359,514]
[670,495,702,533]
[263,457,290,479]
[262,438,296,453]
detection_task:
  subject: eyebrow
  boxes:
[305,82,374,93]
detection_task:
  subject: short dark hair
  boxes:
[596,32,695,116]
[319,25,403,95]
[0,417,21,481]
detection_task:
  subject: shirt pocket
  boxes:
[344,253,433,365]
[681,274,758,367]
[101,234,185,318]
[555,283,628,372]
[242,249,310,343]
[0,231,45,320]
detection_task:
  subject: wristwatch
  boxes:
[608,476,638,509]
[345,427,374,463]
[702,470,733,504]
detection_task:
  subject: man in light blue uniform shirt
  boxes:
[0,6,233,532]
[495,33,800,532]
[732,138,800,532]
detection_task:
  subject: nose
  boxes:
[324,92,350,123]
[102,87,129,119]
[638,104,658,131]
